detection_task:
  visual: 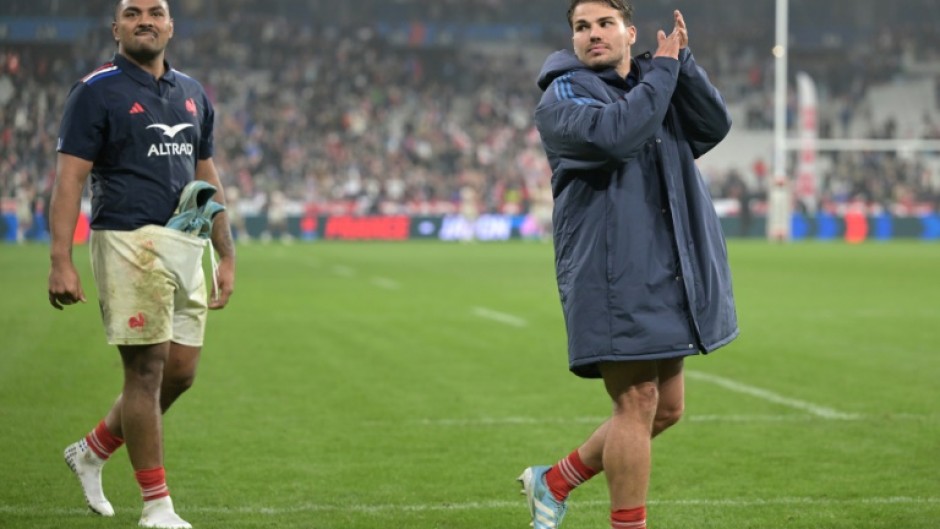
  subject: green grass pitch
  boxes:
[1,240,938,528]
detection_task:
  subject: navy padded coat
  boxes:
[535,48,739,378]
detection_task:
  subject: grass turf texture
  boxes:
[1,240,938,528]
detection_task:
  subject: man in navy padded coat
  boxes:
[517,2,739,529]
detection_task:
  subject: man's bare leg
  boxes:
[577,357,686,471]
[599,361,659,511]
[118,343,170,471]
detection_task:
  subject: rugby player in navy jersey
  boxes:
[47,1,235,527]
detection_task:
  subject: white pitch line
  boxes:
[394,412,936,427]
[411,416,606,426]
[472,307,527,327]
[686,370,860,420]
[371,277,401,290]
[331,265,355,277]
[685,414,843,423]
[409,415,826,427]
[2,497,935,517]
[801,308,940,320]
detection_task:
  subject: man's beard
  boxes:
[124,44,163,65]
[588,57,619,71]
[578,48,622,72]
[586,55,621,72]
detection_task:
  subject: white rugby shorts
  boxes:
[90,225,208,346]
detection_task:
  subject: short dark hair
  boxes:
[567,0,634,28]
[114,0,171,20]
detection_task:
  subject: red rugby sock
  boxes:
[545,449,599,501]
[135,467,170,501]
[85,420,124,460]
[611,506,647,529]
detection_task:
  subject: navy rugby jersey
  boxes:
[57,53,215,230]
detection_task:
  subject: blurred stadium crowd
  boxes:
[2,0,940,240]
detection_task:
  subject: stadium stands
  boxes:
[1,0,939,241]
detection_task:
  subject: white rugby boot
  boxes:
[64,439,115,516]
[139,496,192,529]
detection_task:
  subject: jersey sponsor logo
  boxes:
[148,143,195,157]
[130,102,145,114]
[146,122,195,158]
[147,123,193,158]
[147,123,194,139]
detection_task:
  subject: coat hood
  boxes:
[536,50,587,91]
